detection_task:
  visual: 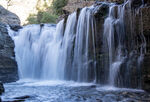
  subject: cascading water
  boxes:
[2,0,150,102]
[72,7,96,82]
[103,0,146,88]
[103,3,127,86]
[9,24,63,80]
[8,0,146,89]
[58,12,77,80]
[8,6,97,82]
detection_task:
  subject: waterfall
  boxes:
[8,0,146,88]
[59,12,77,80]
[8,6,96,82]
[8,24,62,80]
[72,7,96,82]
[103,4,127,86]
[103,0,146,88]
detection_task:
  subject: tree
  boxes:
[52,0,68,15]
[6,0,12,9]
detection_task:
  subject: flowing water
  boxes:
[103,0,146,87]
[2,80,150,102]
[8,1,146,88]
[8,6,96,82]
[103,4,127,86]
[3,0,149,102]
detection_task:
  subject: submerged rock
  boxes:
[13,95,31,100]
[0,82,4,95]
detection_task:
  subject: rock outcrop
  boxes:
[0,5,20,25]
[63,0,95,13]
[0,23,18,83]
[63,0,125,13]
[62,0,150,92]
[0,5,20,83]
[135,4,150,92]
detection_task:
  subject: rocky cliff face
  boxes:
[0,23,18,83]
[141,5,150,92]
[95,1,150,92]
[0,6,19,83]
[63,0,125,13]
[63,0,95,13]
[63,0,150,92]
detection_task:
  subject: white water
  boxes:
[103,4,126,86]
[7,0,146,88]
[8,6,96,82]
[103,0,146,87]
[9,24,63,80]
[72,6,96,82]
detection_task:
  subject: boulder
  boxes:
[9,25,22,32]
[0,5,20,25]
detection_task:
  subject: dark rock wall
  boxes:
[0,5,19,83]
[62,0,150,91]
[94,3,109,84]
[0,23,18,83]
[136,6,150,92]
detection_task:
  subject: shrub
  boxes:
[27,11,58,24]
[27,14,38,24]
[52,0,68,15]
[40,12,58,23]
[27,0,68,24]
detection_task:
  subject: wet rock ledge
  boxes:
[0,82,4,102]
[0,82,4,95]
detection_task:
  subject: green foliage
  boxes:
[27,11,58,24]
[52,0,68,15]
[39,11,58,23]
[27,14,38,24]
[27,0,68,24]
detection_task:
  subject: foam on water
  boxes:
[96,86,145,92]
[5,80,95,87]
